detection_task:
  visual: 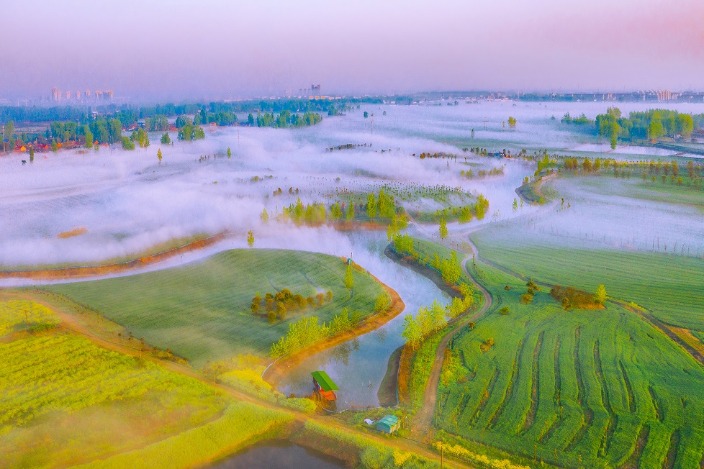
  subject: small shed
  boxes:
[311,370,338,401]
[376,415,400,434]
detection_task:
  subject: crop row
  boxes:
[435,262,704,468]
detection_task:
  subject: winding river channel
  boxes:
[276,231,450,409]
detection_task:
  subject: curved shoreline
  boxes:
[0,232,229,281]
[262,268,405,387]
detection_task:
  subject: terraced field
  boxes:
[45,249,386,366]
[435,262,704,468]
[472,230,704,338]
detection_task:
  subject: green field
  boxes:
[436,262,704,468]
[44,249,386,367]
[472,230,704,337]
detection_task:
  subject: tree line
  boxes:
[563,107,704,148]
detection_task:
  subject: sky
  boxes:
[1,0,703,101]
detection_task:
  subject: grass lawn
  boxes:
[436,261,704,468]
[44,249,387,367]
[472,230,704,337]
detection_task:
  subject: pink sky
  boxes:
[1,0,703,100]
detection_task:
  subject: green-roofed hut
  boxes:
[311,370,338,401]
[376,415,400,434]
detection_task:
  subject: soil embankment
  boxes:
[0,232,228,281]
[377,345,403,407]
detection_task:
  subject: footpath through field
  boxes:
[409,245,493,441]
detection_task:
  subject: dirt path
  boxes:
[409,245,493,441]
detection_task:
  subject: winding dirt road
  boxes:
[410,245,493,441]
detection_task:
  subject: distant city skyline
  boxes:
[1,0,703,102]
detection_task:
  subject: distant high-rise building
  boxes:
[76,90,82,100]
[51,87,61,102]
[85,88,92,98]
[65,90,72,100]
[656,90,672,101]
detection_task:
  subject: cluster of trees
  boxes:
[366,189,398,220]
[251,288,332,323]
[248,111,322,128]
[561,156,704,188]
[460,167,504,179]
[418,151,457,160]
[279,191,407,233]
[49,118,123,145]
[520,279,540,304]
[507,116,517,128]
[177,123,206,141]
[130,128,150,148]
[564,107,703,148]
[283,199,329,225]
[0,97,374,126]
[401,301,447,350]
[418,193,489,224]
[392,234,464,285]
[550,284,606,310]
[560,113,592,125]
[270,308,363,358]
[402,281,474,350]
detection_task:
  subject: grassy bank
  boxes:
[44,249,387,367]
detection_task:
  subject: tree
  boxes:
[83,125,93,148]
[260,208,269,223]
[3,120,14,151]
[247,230,255,247]
[439,218,448,239]
[363,111,369,119]
[344,264,354,289]
[108,119,122,144]
[121,136,135,150]
[507,116,517,128]
[366,193,377,219]
[402,315,421,350]
[28,147,34,163]
[160,132,171,144]
[677,114,694,139]
[227,147,232,158]
[346,202,355,221]
[595,284,607,304]
[648,118,665,142]
[157,148,163,163]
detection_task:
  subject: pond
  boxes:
[213,441,345,469]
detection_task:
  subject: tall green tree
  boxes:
[402,315,421,350]
[595,284,607,304]
[83,125,94,148]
